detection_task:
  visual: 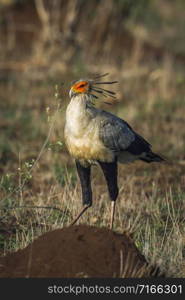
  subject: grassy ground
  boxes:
[0,66,185,277]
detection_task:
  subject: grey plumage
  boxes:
[98,109,164,163]
[99,112,136,151]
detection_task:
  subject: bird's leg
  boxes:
[70,204,90,226]
[70,160,92,226]
[98,160,118,230]
[110,200,116,230]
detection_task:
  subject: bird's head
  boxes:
[69,73,118,102]
[69,80,90,98]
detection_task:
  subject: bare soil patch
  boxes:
[0,225,161,278]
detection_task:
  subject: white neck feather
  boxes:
[65,94,92,137]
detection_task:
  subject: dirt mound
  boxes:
[0,225,160,278]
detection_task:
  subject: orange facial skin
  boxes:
[72,81,89,94]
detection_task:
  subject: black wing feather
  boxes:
[98,110,164,163]
[99,111,151,155]
[126,133,151,155]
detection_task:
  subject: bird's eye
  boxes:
[78,83,86,88]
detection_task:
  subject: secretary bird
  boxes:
[64,74,164,228]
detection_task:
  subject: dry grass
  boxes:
[0,0,185,278]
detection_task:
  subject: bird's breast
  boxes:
[64,102,113,162]
[65,123,114,162]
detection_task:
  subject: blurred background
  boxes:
[0,0,185,276]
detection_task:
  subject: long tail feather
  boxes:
[140,151,166,163]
